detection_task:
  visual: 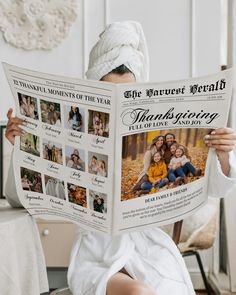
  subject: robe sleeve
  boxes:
[5,153,23,208]
[208,149,236,198]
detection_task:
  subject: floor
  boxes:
[196,292,215,295]
[44,290,214,294]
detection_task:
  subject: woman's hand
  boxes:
[5,108,25,145]
[204,127,236,176]
[204,127,236,152]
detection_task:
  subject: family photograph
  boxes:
[121,128,210,201]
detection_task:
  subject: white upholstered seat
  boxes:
[50,287,72,295]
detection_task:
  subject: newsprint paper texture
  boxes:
[3,63,233,235]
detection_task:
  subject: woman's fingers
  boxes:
[5,125,25,144]
[7,117,25,126]
[211,127,234,135]
[9,130,23,137]
[7,108,13,120]
[205,134,236,142]
[205,127,236,140]
[5,109,26,145]
[7,124,25,134]
[205,138,235,146]
[204,127,236,152]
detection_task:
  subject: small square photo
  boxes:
[88,110,109,137]
[88,152,108,177]
[64,105,85,132]
[43,139,63,165]
[20,167,43,193]
[20,132,40,157]
[89,189,107,214]
[67,183,87,207]
[44,175,66,200]
[18,93,39,120]
[40,100,61,126]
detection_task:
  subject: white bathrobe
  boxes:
[5,150,236,295]
[66,151,236,295]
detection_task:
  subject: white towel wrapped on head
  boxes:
[86,21,149,82]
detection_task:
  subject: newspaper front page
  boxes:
[3,63,233,234]
[113,69,233,234]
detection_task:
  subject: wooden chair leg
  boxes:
[172,220,183,245]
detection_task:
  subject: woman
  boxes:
[5,21,236,295]
[68,106,82,131]
[21,174,32,190]
[19,95,30,117]
[67,154,84,171]
[97,160,107,177]
[88,155,98,174]
[93,195,105,213]
[132,135,166,193]
[93,112,103,136]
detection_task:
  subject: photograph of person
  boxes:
[20,167,43,193]
[44,175,66,200]
[89,189,107,214]
[64,105,85,132]
[122,128,210,200]
[88,151,108,177]
[67,183,87,207]
[140,150,169,193]
[40,99,61,126]
[17,93,39,120]
[20,132,40,157]
[88,110,109,137]
[42,139,63,165]
[65,146,85,171]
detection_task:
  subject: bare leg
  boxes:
[107,272,157,295]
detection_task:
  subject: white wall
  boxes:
[0,0,223,289]
[0,0,193,121]
[105,0,191,81]
[0,1,84,122]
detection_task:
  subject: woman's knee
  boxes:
[107,272,157,295]
[127,283,157,295]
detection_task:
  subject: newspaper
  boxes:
[3,63,233,234]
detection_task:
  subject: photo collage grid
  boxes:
[18,92,109,214]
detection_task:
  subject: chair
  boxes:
[172,201,219,295]
[172,220,212,295]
